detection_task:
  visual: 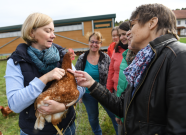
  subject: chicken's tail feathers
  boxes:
[34,113,45,130]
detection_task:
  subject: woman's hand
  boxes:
[39,68,65,84]
[115,117,123,125]
[37,100,66,115]
[67,69,95,88]
[78,98,83,103]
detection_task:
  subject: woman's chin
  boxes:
[121,41,127,45]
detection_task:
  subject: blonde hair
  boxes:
[86,31,105,43]
[21,13,53,45]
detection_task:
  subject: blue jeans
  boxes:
[82,93,118,135]
[20,122,76,135]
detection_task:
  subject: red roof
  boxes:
[172,10,186,19]
[177,26,186,29]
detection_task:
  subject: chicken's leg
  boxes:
[53,125,63,135]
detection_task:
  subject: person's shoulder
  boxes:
[53,43,65,51]
[167,41,186,55]
[108,42,116,48]
[79,53,85,58]
[102,51,110,58]
[100,51,110,61]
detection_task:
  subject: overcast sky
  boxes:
[0,0,185,28]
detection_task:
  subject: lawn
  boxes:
[0,56,116,135]
[179,37,186,43]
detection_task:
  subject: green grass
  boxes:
[0,58,116,135]
[179,37,186,43]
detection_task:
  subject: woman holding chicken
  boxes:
[5,13,84,135]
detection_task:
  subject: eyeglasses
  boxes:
[129,19,140,30]
[89,40,101,44]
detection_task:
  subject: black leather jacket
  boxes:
[88,34,186,135]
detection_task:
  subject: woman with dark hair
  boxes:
[69,3,186,134]
[106,21,129,135]
[106,21,129,94]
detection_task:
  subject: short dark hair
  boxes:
[130,3,179,40]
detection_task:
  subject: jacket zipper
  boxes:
[147,53,167,123]
[124,44,157,135]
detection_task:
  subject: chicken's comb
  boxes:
[68,48,74,53]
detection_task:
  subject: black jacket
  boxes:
[75,50,110,86]
[9,43,75,135]
[88,34,186,135]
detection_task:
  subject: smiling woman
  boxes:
[75,31,118,135]
[4,12,85,135]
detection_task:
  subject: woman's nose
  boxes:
[51,32,56,39]
[126,30,131,38]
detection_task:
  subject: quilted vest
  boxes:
[9,43,75,135]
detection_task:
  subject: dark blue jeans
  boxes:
[20,122,76,135]
[82,93,118,135]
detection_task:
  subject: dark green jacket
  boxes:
[115,49,128,122]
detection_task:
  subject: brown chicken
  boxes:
[0,106,13,117]
[0,131,3,135]
[34,52,79,135]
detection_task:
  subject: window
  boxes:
[178,20,181,25]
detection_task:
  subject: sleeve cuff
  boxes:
[88,81,98,92]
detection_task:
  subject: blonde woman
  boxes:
[5,13,84,135]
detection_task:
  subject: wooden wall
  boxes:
[0,19,113,55]
[0,37,25,54]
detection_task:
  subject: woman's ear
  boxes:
[30,29,35,38]
[149,17,158,30]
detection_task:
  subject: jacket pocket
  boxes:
[139,121,166,135]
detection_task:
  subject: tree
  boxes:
[124,19,129,22]
[115,19,129,26]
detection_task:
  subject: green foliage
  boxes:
[115,19,129,26]
[175,8,186,10]
[179,38,186,43]
[0,60,20,135]
[0,59,117,135]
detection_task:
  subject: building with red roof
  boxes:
[173,10,186,36]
